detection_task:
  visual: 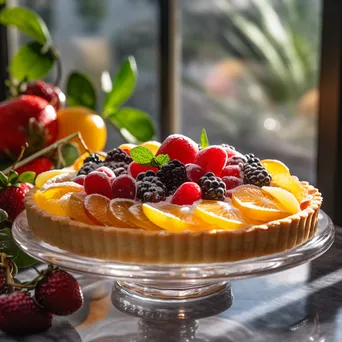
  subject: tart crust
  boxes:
[24,182,322,264]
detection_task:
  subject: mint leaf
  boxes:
[8,170,19,184]
[66,71,97,110]
[18,171,36,184]
[0,228,37,268]
[0,209,8,223]
[109,107,155,143]
[103,56,137,113]
[10,42,55,81]
[61,143,80,167]
[0,172,7,186]
[0,7,51,44]
[154,154,170,166]
[200,128,209,149]
[130,146,154,165]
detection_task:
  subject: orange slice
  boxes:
[118,143,137,152]
[69,193,99,225]
[34,191,71,217]
[262,186,300,214]
[84,194,121,226]
[194,200,246,230]
[35,170,75,188]
[129,204,161,231]
[232,185,291,222]
[109,199,138,228]
[139,141,161,155]
[260,159,290,175]
[142,203,210,232]
[40,182,83,200]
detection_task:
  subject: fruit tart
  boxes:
[25,134,322,264]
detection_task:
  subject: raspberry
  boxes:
[194,145,227,176]
[136,171,167,202]
[221,165,243,179]
[128,162,158,179]
[35,269,83,316]
[156,134,199,164]
[243,153,272,187]
[226,155,247,167]
[83,153,102,165]
[198,172,226,201]
[84,171,113,199]
[111,175,137,199]
[0,292,52,335]
[222,176,243,190]
[77,162,103,176]
[171,182,202,205]
[221,144,237,158]
[105,148,132,164]
[156,160,187,195]
[185,163,206,183]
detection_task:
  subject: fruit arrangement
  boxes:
[32,131,315,232]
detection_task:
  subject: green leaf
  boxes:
[66,71,97,110]
[103,56,137,113]
[0,172,8,187]
[0,7,51,44]
[61,143,80,167]
[0,209,8,223]
[153,154,170,166]
[109,107,155,142]
[0,228,37,268]
[18,171,36,184]
[130,146,154,165]
[10,42,55,81]
[8,170,19,184]
[200,128,209,149]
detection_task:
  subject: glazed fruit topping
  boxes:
[171,182,202,205]
[84,153,102,165]
[221,165,243,179]
[136,171,167,203]
[243,154,272,187]
[198,172,226,201]
[111,175,137,200]
[105,148,133,164]
[128,161,158,179]
[194,145,227,176]
[84,171,113,199]
[185,163,206,183]
[222,176,244,191]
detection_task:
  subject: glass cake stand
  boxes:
[13,210,334,342]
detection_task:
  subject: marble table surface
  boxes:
[1,224,341,342]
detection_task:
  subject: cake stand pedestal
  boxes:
[13,210,334,341]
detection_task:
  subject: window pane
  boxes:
[182,0,321,185]
[15,0,159,146]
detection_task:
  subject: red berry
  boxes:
[111,175,137,199]
[171,182,202,205]
[128,162,158,179]
[25,80,65,111]
[73,175,86,186]
[84,171,113,199]
[0,183,31,222]
[156,134,199,164]
[95,166,115,178]
[35,269,83,316]
[221,165,242,179]
[15,157,54,176]
[0,292,52,335]
[185,163,206,183]
[194,146,227,176]
[222,176,243,190]
[221,145,237,158]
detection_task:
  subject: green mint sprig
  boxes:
[200,128,209,149]
[130,146,170,168]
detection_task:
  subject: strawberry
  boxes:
[15,157,54,176]
[24,81,65,111]
[0,95,58,156]
[35,269,83,316]
[156,134,199,164]
[0,291,52,335]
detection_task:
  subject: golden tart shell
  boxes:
[24,182,322,264]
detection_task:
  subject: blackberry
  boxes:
[105,148,132,164]
[243,153,271,187]
[83,153,102,165]
[113,167,127,176]
[136,171,167,203]
[221,144,235,151]
[156,160,187,195]
[198,172,226,201]
[103,161,129,172]
[77,162,103,176]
